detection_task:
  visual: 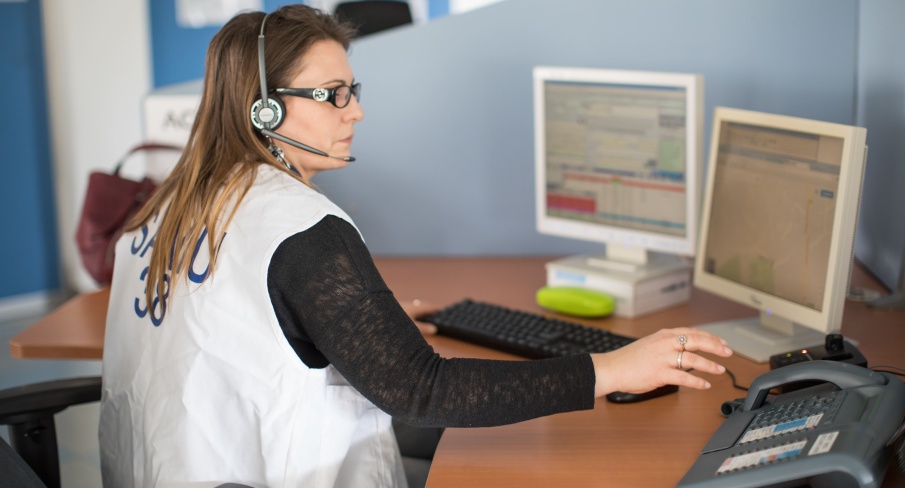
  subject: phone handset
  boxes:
[743,360,888,412]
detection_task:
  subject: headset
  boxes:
[250,12,356,162]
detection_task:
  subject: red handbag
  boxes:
[75,143,182,284]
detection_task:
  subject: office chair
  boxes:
[0,376,102,488]
[0,376,268,488]
[1,436,45,487]
[333,1,413,37]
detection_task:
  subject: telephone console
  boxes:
[678,361,905,488]
[770,334,867,371]
[769,334,868,394]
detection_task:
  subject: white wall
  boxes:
[450,0,505,14]
[42,0,152,293]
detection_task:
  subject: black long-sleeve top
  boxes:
[267,215,596,428]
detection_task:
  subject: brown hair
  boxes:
[127,5,354,306]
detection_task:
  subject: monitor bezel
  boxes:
[693,107,868,334]
[533,66,704,257]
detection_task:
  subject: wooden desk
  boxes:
[375,257,905,487]
[10,257,905,486]
[10,287,109,360]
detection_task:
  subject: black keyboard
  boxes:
[425,299,678,403]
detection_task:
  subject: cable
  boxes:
[870,365,905,378]
[724,368,749,392]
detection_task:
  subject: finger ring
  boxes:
[677,351,684,369]
[677,335,687,351]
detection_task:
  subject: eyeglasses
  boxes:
[274,83,361,109]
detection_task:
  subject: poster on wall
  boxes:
[176,0,262,28]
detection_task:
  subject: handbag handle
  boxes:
[113,142,184,176]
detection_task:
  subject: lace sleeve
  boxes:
[267,215,595,427]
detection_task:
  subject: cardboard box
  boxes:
[545,254,692,318]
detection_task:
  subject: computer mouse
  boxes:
[605,385,678,403]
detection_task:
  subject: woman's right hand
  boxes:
[590,327,733,398]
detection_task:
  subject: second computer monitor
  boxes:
[694,107,868,363]
[533,67,704,274]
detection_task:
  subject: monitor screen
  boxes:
[533,67,703,273]
[694,107,868,363]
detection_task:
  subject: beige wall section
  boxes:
[42,0,152,293]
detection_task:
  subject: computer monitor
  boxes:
[533,67,704,275]
[694,107,868,363]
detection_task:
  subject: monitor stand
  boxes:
[698,312,826,364]
[584,243,689,275]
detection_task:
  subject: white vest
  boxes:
[100,166,407,488]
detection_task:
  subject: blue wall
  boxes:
[428,0,448,18]
[151,0,295,87]
[150,0,451,88]
[0,0,60,299]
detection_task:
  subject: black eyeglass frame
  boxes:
[274,83,361,109]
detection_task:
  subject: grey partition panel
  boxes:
[855,1,905,292]
[313,0,859,257]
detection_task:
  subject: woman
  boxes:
[100,5,732,487]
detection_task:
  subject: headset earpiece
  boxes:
[250,95,285,131]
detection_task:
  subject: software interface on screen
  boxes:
[703,121,843,313]
[534,67,704,277]
[542,80,690,242]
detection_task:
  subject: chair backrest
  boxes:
[0,376,102,488]
[0,376,264,488]
[334,1,413,37]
